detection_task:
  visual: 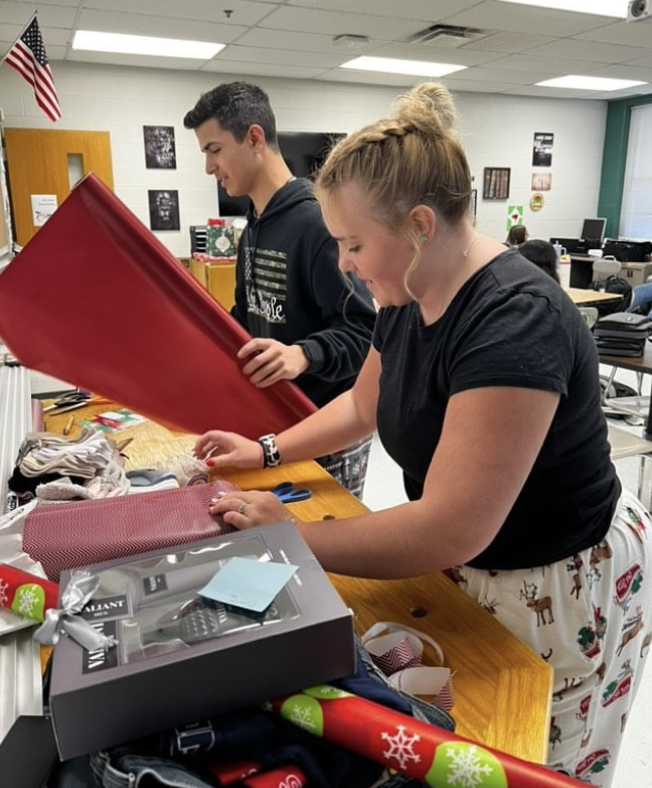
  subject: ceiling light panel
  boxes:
[340,56,467,77]
[536,75,648,90]
[72,31,224,59]
[495,0,630,17]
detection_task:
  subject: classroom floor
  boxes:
[360,365,652,788]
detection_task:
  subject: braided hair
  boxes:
[316,83,471,233]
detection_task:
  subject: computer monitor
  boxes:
[580,218,607,249]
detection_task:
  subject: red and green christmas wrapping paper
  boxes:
[0,563,59,622]
[269,684,588,788]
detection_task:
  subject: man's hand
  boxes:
[238,338,309,387]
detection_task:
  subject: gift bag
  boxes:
[206,221,236,258]
[361,621,455,713]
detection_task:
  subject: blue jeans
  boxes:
[49,750,215,788]
[91,749,215,788]
[627,282,652,316]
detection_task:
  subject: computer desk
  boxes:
[600,341,652,440]
[41,405,553,765]
[565,287,623,308]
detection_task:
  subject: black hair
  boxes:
[518,239,560,283]
[183,81,279,149]
[505,225,528,245]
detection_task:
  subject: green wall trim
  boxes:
[599,94,652,238]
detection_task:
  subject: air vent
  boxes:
[405,24,487,47]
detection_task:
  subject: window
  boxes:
[620,104,652,239]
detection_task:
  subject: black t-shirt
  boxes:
[373,249,621,570]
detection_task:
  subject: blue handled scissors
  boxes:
[272,481,312,503]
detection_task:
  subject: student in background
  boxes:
[519,239,560,283]
[184,82,377,498]
[196,81,651,786]
[505,224,528,246]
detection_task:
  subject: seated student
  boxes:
[627,280,652,317]
[519,239,560,283]
[505,224,528,246]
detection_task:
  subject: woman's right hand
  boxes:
[193,431,263,470]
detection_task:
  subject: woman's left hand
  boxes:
[209,490,296,530]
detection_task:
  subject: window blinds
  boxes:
[620,104,652,240]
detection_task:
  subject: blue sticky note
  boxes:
[198,556,298,613]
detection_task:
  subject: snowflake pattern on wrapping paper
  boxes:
[16,584,40,618]
[0,577,8,607]
[381,725,421,770]
[289,703,318,732]
[444,744,494,787]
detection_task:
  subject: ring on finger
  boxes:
[237,502,247,515]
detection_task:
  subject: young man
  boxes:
[183,82,376,497]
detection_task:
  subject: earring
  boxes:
[420,235,428,244]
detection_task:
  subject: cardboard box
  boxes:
[618,262,652,288]
[49,522,355,760]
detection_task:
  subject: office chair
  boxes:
[591,258,622,288]
[578,306,599,329]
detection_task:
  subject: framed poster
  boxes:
[531,172,552,191]
[148,190,180,231]
[532,133,553,167]
[483,168,510,200]
[143,125,176,169]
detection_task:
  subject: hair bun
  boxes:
[393,81,457,135]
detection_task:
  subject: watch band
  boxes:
[258,433,281,468]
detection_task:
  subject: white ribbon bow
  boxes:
[34,569,117,652]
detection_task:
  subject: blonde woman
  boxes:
[196,83,651,786]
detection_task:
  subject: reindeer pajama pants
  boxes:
[449,488,652,787]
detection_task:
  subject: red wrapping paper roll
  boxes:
[241,765,307,788]
[270,685,591,787]
[0,563,59,622]
[208,759,306,788]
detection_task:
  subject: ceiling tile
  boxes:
[217,45,345,69]
[258,6,425,40]
[1,0,651,100]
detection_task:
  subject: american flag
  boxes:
[3,15,61,122]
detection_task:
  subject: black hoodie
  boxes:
[231,178,376,407]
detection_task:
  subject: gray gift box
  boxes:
[48,521,355,760]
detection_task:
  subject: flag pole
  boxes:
[0,11,38,66]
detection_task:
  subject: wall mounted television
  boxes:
[217,131,344,217]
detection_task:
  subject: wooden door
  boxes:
[4,128,113,246]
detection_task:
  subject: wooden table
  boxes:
[43,404,553,764]
[565,286,623,307]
